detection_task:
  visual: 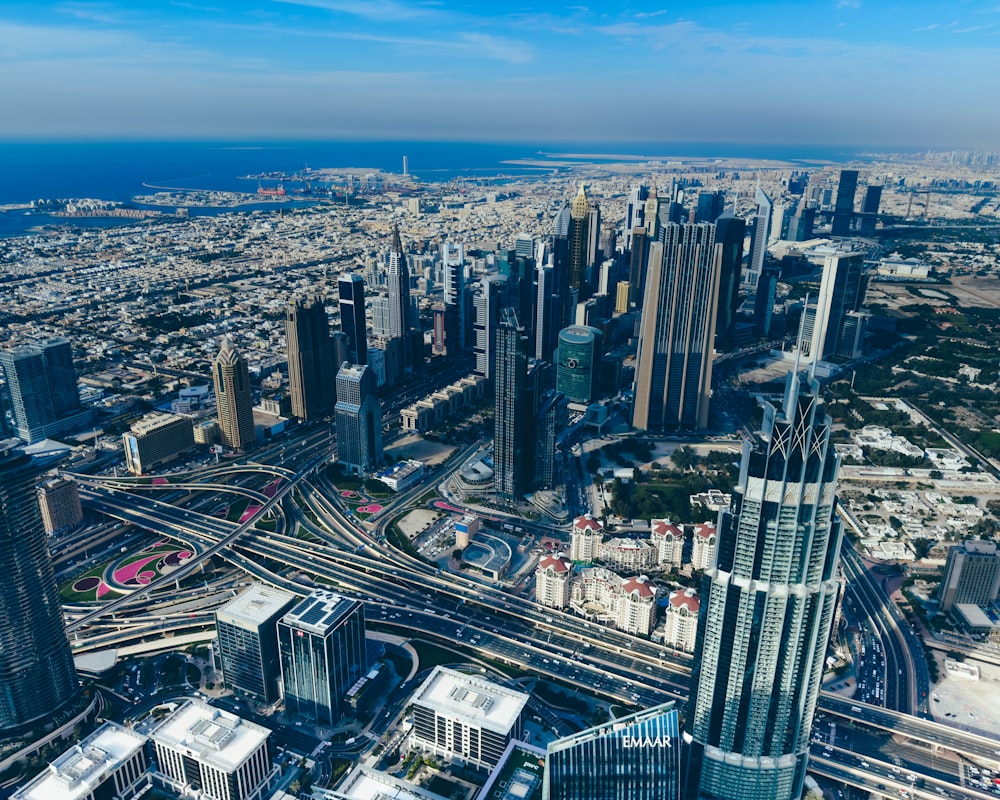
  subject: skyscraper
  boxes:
[556,325,602,404]
[216,583,296,705]
[632,222,724,431]
[743,186,772,290]
[684,369,842,800]
[858,183,883,236]
[473,274,507,378]
[286,297,337,421]
[385,226,413,368]
[713,212,747,352]
[0,338,91,444]
[278,590,367,725]
[442,240,467,355]
[939,540,1000,612]
[806,248,868,361]
[567,184,594,303]
[213,338,255,451]
[335,363,382,474]
[337,274,368,366]
[831,169,858,236]
[0,440,78,734]
[493,308,529,506]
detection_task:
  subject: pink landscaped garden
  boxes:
[61,541,197,602]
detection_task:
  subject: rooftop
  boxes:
[281,590,361,636]
[150,699,270,773]
[216,583,297,628]
[411,667,528,735]
[13,721,147,800]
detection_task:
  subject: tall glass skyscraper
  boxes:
[544,701,681,800]
[0,440,78,734]
[277,591,367,725]
[286,298,337,421]
[337,273,368,366]
[684,369,842,800]
[556,325,601,404]
[334,363,382,474]
[493,307,529,506]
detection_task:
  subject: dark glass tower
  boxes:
[493,308,529,506]
[337,274,368,366]
[213,339,254,451]
[713,212,747,352]
[334,363,382,474]
[286,298,337,421]
[831,169,858,236]
[684,369,842,800]
[0,441,78,734]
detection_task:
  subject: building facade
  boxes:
[213,339,255,451]
[569,569,657,636]
[0,441,78,735]
[535,554,573,609]
[335,363,382,474]
[286,297,338,420]
[939,540,1000,612]
[37,475,83,534]
[543,701,681,800]
[569,514,603,565]
[661,588,700,654]
[690,523,717,571]
[278,591,367,725]
[122,412,195,475]
[651,519,684,570]
[216,584,297,705]
[684,370,843,800]
[150,701,274,800]
[831,169,858,236]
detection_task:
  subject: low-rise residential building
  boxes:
[536,554,573,609]
[660,588,700,654]
[570,568,657,636]
[690,523,717,571]
[569,514,603,565]
[650,519,684,570]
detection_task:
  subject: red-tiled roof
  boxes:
[669,589,700,613]
[621,576,655,598]
[651,519,683,538]
[539,555,571,573]
[573,514,603,532]
[694,524,716,539]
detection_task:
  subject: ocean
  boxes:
[0,140,867,238]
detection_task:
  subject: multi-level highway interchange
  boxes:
[5,151,1000,797]
[47,415,999,800]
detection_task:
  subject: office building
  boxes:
[696,190,726,224]
[684,370,842,800]
[859,183,882,236]
[286,298,338,420]
[409,666,528,769]
[338,274,368,366]
[326,766,450,800]
[534,390,565,489]
[743,186,772,290]
[831,169,858,236]
[493,308,530,505]
[569,514,603,564]
[0,440,78,735]
[216,584,297,705]
[806,248,868,362]
[37,475,83,534]
[0,338,91,444]
[543,701,681,800]
[632,222,724,431]
[150,700,274,800]
[213,339,255,451]
[278,590,367,725]
[939,540,1000,612]
[661,588,700,654]
[753,263,780,340]
[555,326,601,405]
[625,184,650,237]
[122,412,195,475]
[335,363,382,474]
[533,263,559,362]
[536,554,572,609]
[12,721,149,800]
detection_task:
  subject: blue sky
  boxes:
[2,1,999,147]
